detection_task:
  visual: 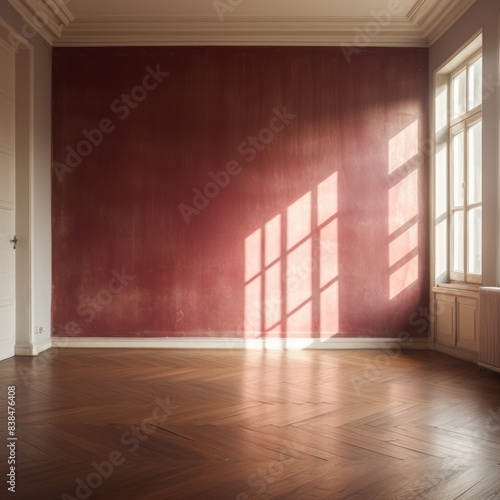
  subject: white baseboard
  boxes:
[15,338,52,356]
[51,336,431,350]
[15,343,33,356]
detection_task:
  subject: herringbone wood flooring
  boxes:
[1,349,500,499]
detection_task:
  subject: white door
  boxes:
[0,38,16,361]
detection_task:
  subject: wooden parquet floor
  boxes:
[1,348,500,500]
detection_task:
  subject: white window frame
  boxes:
[448,50,482,284]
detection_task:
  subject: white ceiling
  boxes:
[68,0,417,19]
[8,0,477,46]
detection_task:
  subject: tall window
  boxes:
[449,52,482,283]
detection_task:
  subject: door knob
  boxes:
[10,236,18,250]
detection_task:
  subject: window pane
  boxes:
[468,120,482,204]
[452,131,464,207]
[468,207,482,275]
[452,69,467,119]
[453,210,464,273]
[468,57,482,110]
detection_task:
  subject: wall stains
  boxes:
[52,46,429,338]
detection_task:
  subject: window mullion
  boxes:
[463,107,469,280]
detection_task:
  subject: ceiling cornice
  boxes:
[408,0,477,44]
[54,16,426,47]
[7,0,73,44]
[6,0,477,47]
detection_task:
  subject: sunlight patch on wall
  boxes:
[244,172,339,338]
[389,121,419,174]
[390,255,419,300]
[319,217,339,333]
[244,274,261,332]
[388,169,419,234]
[287,239,312,314]
[265,260,281,332]
[389,224,418,267]
[388,120,420,300]
[287,192,311,250]
[265,214,281,265]
[318,172,338,224]
[287,302,312,333]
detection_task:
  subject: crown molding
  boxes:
[408,0,477,44]
[7,0,73,44]
[7,0,477,47]
[54,16,426,47]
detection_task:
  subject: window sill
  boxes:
[433,282,480,298]
[436,282,481,291]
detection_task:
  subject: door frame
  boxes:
[0,18,36,356]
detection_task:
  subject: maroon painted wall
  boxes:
[51,46,429,339]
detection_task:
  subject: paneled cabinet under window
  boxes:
[433,287,479,360]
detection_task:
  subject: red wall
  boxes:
[52,46,429,339]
